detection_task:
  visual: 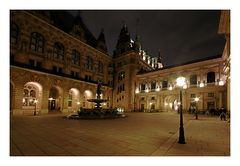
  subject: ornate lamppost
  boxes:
[176,77,187,144]
[194,97,200,120]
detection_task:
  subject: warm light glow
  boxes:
[49,97,53,101]
[168,86,173,91]
[164,103,168,106]
[219,80,224,86]
[199,82,204,88]
[150,102,152,105]
[145,89,149,93]
[77,102,80,105]
[176,77,186,87]
[194,97,200,102]
[22,98,25,103]
[135,89,139,94]
[156,87,160,91]
[169,103,173,108]
[183,84,187,89]
[34,100,38,103]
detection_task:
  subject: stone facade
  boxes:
[10,10,230,115]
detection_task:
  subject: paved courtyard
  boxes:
[10,112,230,156]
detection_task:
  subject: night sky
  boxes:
[69,10,225,67]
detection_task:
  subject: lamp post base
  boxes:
[178,127,186,144]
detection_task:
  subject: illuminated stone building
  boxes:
[10,10,230,115]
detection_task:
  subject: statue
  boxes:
[96,81,102,99]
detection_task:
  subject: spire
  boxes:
[70,11,86,42]
[113,24,133,57]
[156,49,163,69]
[96,28,108,54]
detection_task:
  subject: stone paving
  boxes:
[10,112,230,156]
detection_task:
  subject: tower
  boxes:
[112,24,154,111]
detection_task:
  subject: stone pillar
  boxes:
[40,88,50,114]
[219,92,223,108]
[12,83,24,115]
[62,89,69,113]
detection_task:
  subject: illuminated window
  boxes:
[10,23,19,44]
[72,49,80,65]
[53,42,64,60]
[22,85,37,106]
[30,32,44,53]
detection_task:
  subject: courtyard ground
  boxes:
[10,112,230,156]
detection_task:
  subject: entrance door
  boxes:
[50,100,56,110]
[141,104,144,111]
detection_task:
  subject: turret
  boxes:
[113,24,133,57]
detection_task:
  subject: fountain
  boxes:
[67,81,125,119]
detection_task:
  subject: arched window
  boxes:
[207,72,215,83]
[53,42,64,60]
[22,85,37,106]
[190,75,197,85]
[86,56,93,70]
[30,32,44,53]
[72,49,80,65]
[10,23,19,44]
[98,61,104,73]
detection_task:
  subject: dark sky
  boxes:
[69,10,225,67]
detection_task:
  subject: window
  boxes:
[53,42,64,60]
[190,75,197,85]
[162,80,168,89]
[208,93,214,97]
[151,82,156,90]
[86,56,93,70]
[141,83,146,91]
[190,94,196,98]
[207,72,215,83]
[72,49,80,65]
[98,61,104,73]
[36,61,42,68]
[22,85,37,106]
[151,97,155,100]
[118,71,125,82]
[10,23,19,44]
[29,59,35,66]
[52,66,63,73]
[30,32,44,53]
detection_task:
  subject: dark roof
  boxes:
[51,10,97,47]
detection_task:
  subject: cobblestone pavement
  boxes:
[10,112,230,156]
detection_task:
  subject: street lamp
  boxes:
[34,99,38,116]
[176,77,186,144]
[194,97,200,120]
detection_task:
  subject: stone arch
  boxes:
[68,88,80,112]
[22,81,43,115]
[164,95,178,111]
[48,86,63,111]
